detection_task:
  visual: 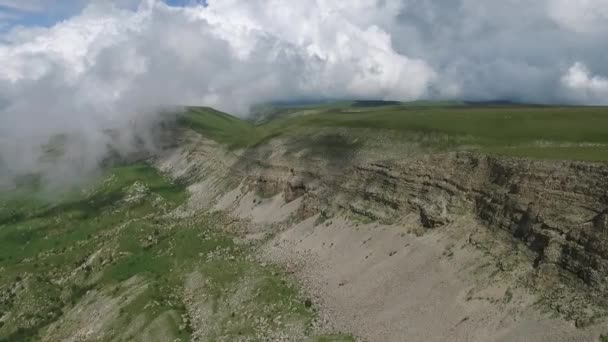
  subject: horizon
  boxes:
[2,3,608,341]
[1,0,608,189]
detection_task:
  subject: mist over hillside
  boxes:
[3,2,608,341]
[1,0,608,189]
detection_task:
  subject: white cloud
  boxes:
[562,62,608,103]
[1,0,608,190]
[548,0,608,33]
[0,0,437,189]
[0,0,437,109]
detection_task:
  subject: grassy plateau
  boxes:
[181,101,608,162]
[1,99,606,341]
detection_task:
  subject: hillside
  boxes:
[1,102,608,341]
[183,102,608,161]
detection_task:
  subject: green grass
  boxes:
[180,103,608,161]
[178,107,258,149]
[0,163,188,341]
[0,164,185,273]
[0,162,342,341]
[299,106,608,144]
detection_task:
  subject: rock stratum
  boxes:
[156,128,608,341]
[2,115,608,342]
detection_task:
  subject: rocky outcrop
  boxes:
[158,130,608,305]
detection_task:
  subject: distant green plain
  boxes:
[180,102,608,162]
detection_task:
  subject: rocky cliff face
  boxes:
[350,154,608,290]
[232,140,608,285]
[157,129,608,327]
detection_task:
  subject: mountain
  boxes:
[1,102,608,341]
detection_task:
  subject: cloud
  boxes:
[0,0,437,109]
[0,0,44,12]
[0,0,437,190]
[380,0,608,103]
[0,0,607,190]
[561,62,608,103]
[549,0,608,33]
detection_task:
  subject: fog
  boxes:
[1,0,607,190]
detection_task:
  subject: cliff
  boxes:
[156,128,608,341]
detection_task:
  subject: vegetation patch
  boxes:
[181,103,608,161]
[0,162,355,341]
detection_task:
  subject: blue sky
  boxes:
[165,0,201,6]
[0,0,205,30]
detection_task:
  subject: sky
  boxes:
[0,0,203,29]
[0,1,86,29]
[0,0,608,190]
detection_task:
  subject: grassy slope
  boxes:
[2,102,605,340]
[0,165,189,341]
[178,107,257,149]
[182,103,608,162]
[0,165,352,341]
